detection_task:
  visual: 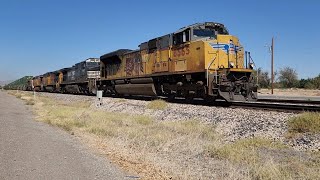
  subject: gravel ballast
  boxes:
[40,93,320,151]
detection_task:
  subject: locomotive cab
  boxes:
[171,22,257,101]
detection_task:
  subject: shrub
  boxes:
[278,67,298,88]
[288,112,320,134]
[146,99,167,110]
[25,99,35,105]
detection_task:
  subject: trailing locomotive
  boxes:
[31,58,100,94]
[60,58,100,94]
[98,22,257,101]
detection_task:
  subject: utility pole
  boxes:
[271,37,274,95]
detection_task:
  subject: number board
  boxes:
[173,46,190,58]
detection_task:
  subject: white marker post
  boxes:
[32,79,35,99]
[96,90,103,106]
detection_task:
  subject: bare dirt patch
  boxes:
[259,88,320,96]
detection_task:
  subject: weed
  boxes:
[15,94,22,99]
[206,137,320,180]
[146,99,167,110]
[288,112,320,134]
[134,116,153,125]
[87,126,116,137]
[114,99,127,103]
[25,99,35,105]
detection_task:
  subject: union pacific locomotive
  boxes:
[13,22,258,102]
[98,22,257,101]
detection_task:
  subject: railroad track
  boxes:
[15,91,320,112]
[158,97,320,112]
[258,98,320,105]
[165,97,320,112]
[230,101,320,112]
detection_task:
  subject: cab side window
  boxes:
[158,34,171,50]
[101,65,105,78]
[148,38,157,53]
[173,29,190,45]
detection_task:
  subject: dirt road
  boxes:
[0,91,130,180]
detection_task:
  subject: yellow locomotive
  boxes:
[100,22,257,101]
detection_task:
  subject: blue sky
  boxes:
[0,0,319,81]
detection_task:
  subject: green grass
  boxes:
[288,112,320,134]
[146,99,167,110]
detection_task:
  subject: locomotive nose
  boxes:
[209,35,244,69]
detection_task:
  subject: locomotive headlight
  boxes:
[229,62,234,68]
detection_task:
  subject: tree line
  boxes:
[256,67,320,89]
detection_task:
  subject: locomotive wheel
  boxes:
[185,95,194,103]
[167,94,176,102]
[204,96,216,104]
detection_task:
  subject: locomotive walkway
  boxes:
[0,91,128,180]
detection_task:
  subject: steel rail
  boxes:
[257,98,320,105]
[230,101,320,112]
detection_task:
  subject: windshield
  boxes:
[193,29,215,38]
[193,26,228,39]
[86,62,99,67]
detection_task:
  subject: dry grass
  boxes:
[288,112,320,134]
[11,91,320,180]
[25,99,35,105]
[208,138,286,160]
[8,91,35,105]
[146,99,167,110]
[207,137,320,179]
[113,98,127,103]
[7,90,23,98]
[40,107,215,152]
[24,93,219,178]
[15,94,22,98]
[208,138,288,179]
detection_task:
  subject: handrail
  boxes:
[206,57,217,87]
[248,52,258,85]
[248,52,257,67]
